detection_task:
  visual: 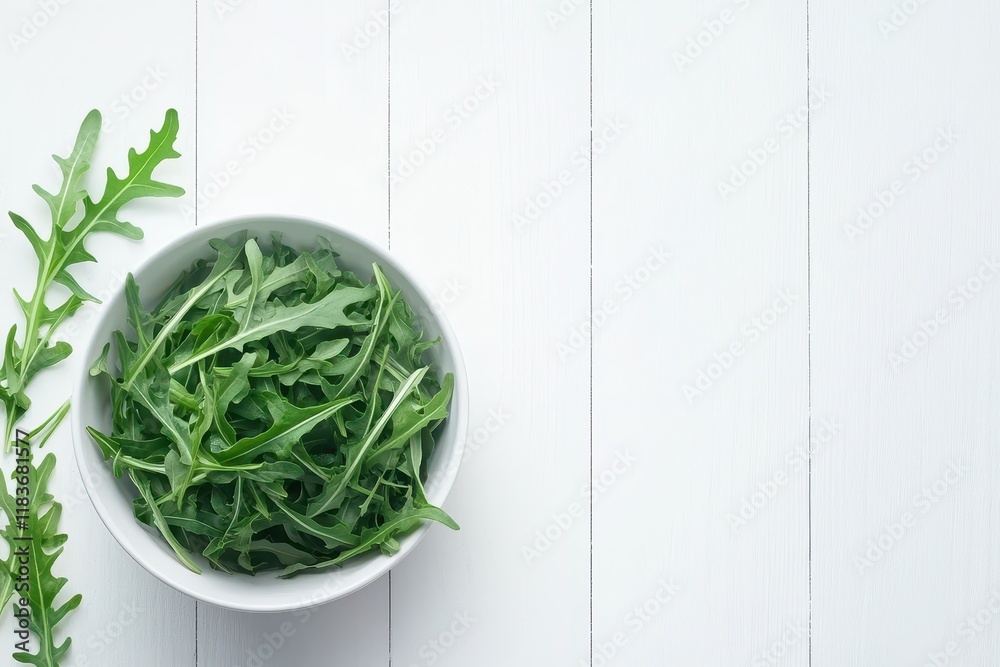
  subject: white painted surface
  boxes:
[0,0,996,665]
[593,1,809,665]
[810,2,1000,666]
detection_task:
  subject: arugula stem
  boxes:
[18,250,56,385]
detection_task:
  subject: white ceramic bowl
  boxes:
[71,215,468,612]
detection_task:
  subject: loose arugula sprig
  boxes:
[90,236,457,576]
[0,409,68,623]
[0,108,184,449]
[0,451,81,667]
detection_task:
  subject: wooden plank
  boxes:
[811,2,1000,664]
[592,0,810,664]
[0,1,197,665]
[194,1,390,665]
[387,2,591,665]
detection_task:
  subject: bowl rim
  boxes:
[71,214,469,612]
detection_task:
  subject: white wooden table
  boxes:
[1,1,998,665]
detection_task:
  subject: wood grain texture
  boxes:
[194,1,390,666]
[387,2,591,665]
[811,1,1000,665]
[0,1,198,666]
[592,0,809,664]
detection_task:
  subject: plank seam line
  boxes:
[387,1,393,665]
[194,0,200,664]
[805,0,813,665]
[589,1,595,666]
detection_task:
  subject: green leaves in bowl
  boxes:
[89,235,457,577]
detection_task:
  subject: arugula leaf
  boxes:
[0,405,69,617]
[168,281,377,374]
[214,394,359,465]
[281,503,458,578]
[1,109,184,449]
[0,453,82,667]
[130,470,202,574]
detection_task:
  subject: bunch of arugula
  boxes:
[0,108,184,667]
[89,235,457,576]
